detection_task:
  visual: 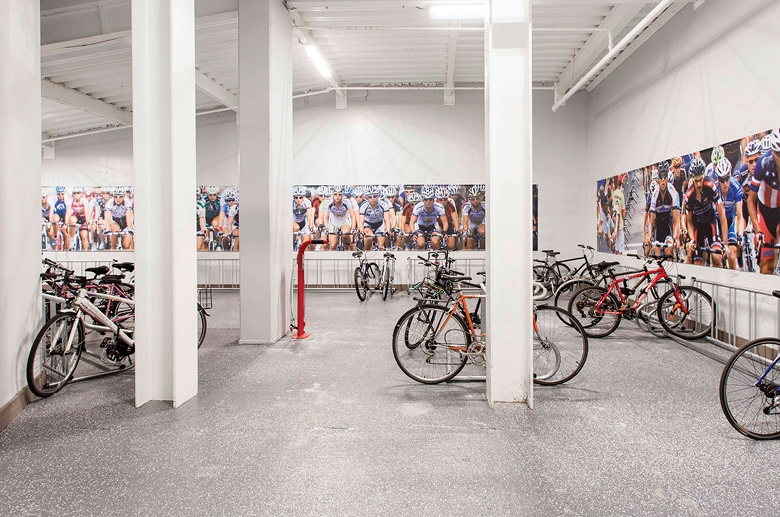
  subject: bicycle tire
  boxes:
[392,305,468,384]
[381,263,391,300]
[553,279,595,311]
[657,286,713,340]
[532,265,559,301]
[26,312,84,397]
[719,338,780,440]
[354,267,367,301]
[533,305,589,386]
[567,285,622,338]
[197,305,207,348]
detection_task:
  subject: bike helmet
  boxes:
[420,185,435,200]
[72,186,83,193]
[771,128,780,152]
[93,187,102,194]
[447,184,460,195]
[353,186,364,197]
[710,145,725,165]
[332,185,344,194]
[761,134,772,154]
[383,186,397,198]
[688,157,706,178]
[657,161,670,174]
[477,184,486,193]
[206,186,219,195]
[651,168,659,182]
[41,188,48,197]
[467,185,481,198]
[292,185,307,197]
[112,186,125,196]
[196,187,202,196]
[343,185,353,196]
[744,139,762,157]
[223,188,236,201]
[407,192,422,205]
[435,186,448,199]
[715,157,732,179]
[55,186,66,193]
[671,156,683,168]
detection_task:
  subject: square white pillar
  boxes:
[0,0,41,409]
[132,0,198,407]
[238,0,294,344]
[485,0,534,406]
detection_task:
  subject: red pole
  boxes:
[291,239,325,339]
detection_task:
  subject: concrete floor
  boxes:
[2,290,779,516]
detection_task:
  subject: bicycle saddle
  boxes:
[99,275,125,285]
[543,250,560,256]
[383,252,395,258]
[113,262,134,272]
[352,251,362,258]
[593,261,619,271]
[86,266,110,276]
[774,290,780,299]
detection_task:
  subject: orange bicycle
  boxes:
[392,274,588,385]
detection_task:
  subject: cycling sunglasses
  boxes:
[293,196,304,199]
[658,172,668,180]
[366,194,378,199]
[718,176,731,183]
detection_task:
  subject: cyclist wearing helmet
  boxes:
[399,185,416,206]
[41,189,57,250]
[400,191,421,249]
[411,186,447,250]
[671,157,686,194]
[292,185,314,248]
[714,158,743,269]
[50,186,70,250]
[104,187,134,250]
[197,187,208,250]
[358,185,392,250]
[66,186,91,250]
[462,185,486,250]
[223,188,240,251]
[352,185,365,211]
[736,139,762,224]
[435,186,460,249]
[748,128,780,274]
[647,165,681,258]
[322,185,356,250]
[705,145,726,182]
[684,157,728,266]
[382,186,403,248]
[642,169,659,255]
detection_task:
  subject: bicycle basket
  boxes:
[198,287,213,309]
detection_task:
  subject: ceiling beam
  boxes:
[554,3,644,97]
[444,25,457,105]
[586,2,686,92]
[41,78,133,126]
[288,7,347,104]
[41,29,131,56]
[195,69,238,110]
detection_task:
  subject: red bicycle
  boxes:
[567,255,714,339]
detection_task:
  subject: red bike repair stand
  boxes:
[291,239,325,339]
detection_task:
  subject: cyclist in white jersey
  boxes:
[222,188,240,251]
[104,187,134,249]
[322,185,355,250]
[411,186,447,250]
[462,185,486,250]
[359,185,392,250]
[292,185,313,248]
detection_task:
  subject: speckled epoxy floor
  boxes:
[2,291,779,516]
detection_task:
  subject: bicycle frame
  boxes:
[426,291,486,354]
[595,265,679,316]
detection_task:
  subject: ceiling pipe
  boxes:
[293,85,555,98]
[551,0,674,112]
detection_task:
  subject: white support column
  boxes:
[0,0,41,410]
[132,0,198,407]
[484,0,533,407]
[238,1,294,344]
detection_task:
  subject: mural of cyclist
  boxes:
[748,128,780,274]
[462,185,486,250]
[410,186,447,250]
[684,157,729,267]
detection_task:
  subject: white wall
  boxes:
[586,0,780,337]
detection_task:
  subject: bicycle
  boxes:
[27,277,135,397]
[393,273,588,386]
[378,251,396,301]
[353,250,381,301]
[719,290,780,440]
[740,228,757,273]
[568,254,714,340]
[205,227,223,251]
[552,245,620,307]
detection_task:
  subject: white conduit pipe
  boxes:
[551,0,674,112]
[294,86,555,97]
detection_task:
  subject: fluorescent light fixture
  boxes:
[429,4,484,20]
[305,45,332,79]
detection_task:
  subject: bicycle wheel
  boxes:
[26,312,84,397]
[381,263,391,300]
[657,286,713,340]
[635,286,667,337]
[567,285,622,338]
[532,265,559,301]
[392,305,469,384]
[368,262,381,291]
[533,305,589,385]
[354,267,367,301]
[197,304,207,348]
[553,279,595,310]
[719,338,780,440]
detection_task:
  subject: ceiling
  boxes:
[39,0,689,141]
